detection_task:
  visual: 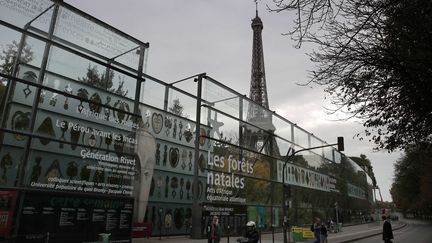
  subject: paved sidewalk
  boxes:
[133,220,406,243]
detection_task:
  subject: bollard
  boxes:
[259,228,261,243]
[227,225,230,243]
[272,226,274,243]
[45,232,50,243]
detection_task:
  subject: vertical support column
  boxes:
[12,3,60,240]
[0,33,27,129]
[191,75,203,239]
[133,46,146,116]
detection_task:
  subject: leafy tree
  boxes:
[0,40,33,78]
[0,40,33,119]
[269,0,432,151]
[391,143,432,216]
[78,64,114,89]
[350,154,377,187]
[169,98,188,118]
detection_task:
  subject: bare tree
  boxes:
[269,0,432,151]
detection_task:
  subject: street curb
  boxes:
[339,223,407,243]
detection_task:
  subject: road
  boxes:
[355,218,432,243]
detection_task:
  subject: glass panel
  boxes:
[3,102,32,141]
[207,110,239,146]
[0,26,23,77]
[203,79,240,119]
[167,88,196,120]
[47,46,107,85]
[293,126,309,148]
[0,131,27,187]
[140,78,165,110]
[25,144,135,197]
[54,7,141,69]
[273,115,293,143]
[0,0,52,29]
[22,36,45,69]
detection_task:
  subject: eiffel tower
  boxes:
[244,5,280,157]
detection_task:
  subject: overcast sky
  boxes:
[65,0,402,201]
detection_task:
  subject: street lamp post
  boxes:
[335,202,339,230]
[281,137,344,243]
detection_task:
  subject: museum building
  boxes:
[0,1,374,242]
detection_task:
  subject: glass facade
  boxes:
[0,0,374,242]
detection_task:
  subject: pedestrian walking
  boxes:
[382,215,394,243]
[312,218,321,243]
[320,223,328,243]
[210,216,221,243]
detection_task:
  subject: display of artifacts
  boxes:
[188,151,193,171]
[169,147,179,168]
[172,119,177,139]
[92,169,105,186]
[185,180,191,200]
[63,83,73,110]
[70,123,81,150]
[82,127,102,152]
[199,127,206,146]
[151,113,163,134]
[49,79,60,107]
[77,88,89,112]
[88,92,102,113]
[164,116,172,137]
[183,123,193,142]
[11,111,30,141]
[66,161,78,180]
[113,99,130,123]
[164,209,172,234]
[21,70,37,98]
[198,153,206,173]
[29,157,42,183]
[40,90,46,104]
[164,176,169,198]
[35,117,56,145]
[162,145,167,166]
[58,120,68,148]
[114,139,124,156]
[143,109,150,128]
[0,153,13,185]
[174,208,184,230]
[178,121,184,141]
[179,178,184,199]
[181,149,187,170]
[170,177,178,198]
[104,96,112,119]
[44,159,63,183]
[155,143,161,165]
[104,133,113,153]
[80,163,91,181]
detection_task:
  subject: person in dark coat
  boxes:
[382,215,394,243]
[244,221,259,243]
[209,216,221,243]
